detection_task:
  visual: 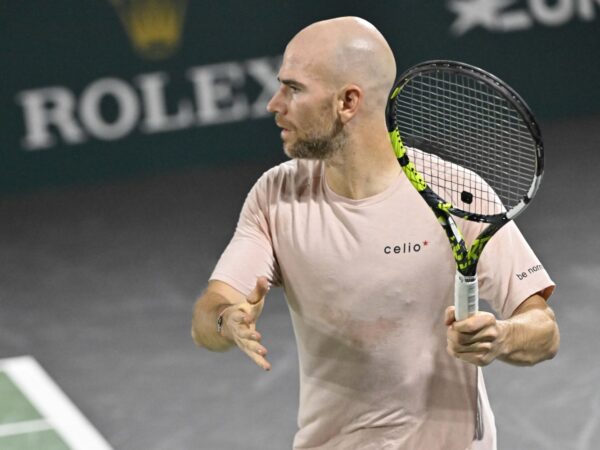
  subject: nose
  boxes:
[267,87,285,115]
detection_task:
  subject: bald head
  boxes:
[285,17,396,113]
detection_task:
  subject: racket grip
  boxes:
[454,273,479,321]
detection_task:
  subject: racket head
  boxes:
[386,60,544,224]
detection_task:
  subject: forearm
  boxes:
[498,301,560,366]
[191,291,235,352]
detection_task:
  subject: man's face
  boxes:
[279,100,345,160]
[267,47,346,160]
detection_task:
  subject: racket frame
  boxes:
[385,60,544,317]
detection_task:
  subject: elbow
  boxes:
[190,320,213,350]
[547,322,560,361]
[191,302,205,347]
[507,311,560,367]
[531,318,560,365]
[191,325,203,347]
[544,306,560,361]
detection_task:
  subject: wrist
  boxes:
[496,319,514,360]
[216,305,235,341]
[216,309,226,336]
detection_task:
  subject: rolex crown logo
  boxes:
[110,0,188,60]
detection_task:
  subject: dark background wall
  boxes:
[2,0,599,192]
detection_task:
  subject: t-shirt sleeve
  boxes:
[209,174,281,296]
[476,221,555,319]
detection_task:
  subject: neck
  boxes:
[324,120,400,199]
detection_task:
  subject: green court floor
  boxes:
[0,357,112,450]
[0,369,68,449]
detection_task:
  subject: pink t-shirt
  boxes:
[211,158,554,450]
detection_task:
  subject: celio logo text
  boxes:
[384,241,429,255]
[15,57,281,151]
[448,0,600,35]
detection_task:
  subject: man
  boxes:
[192,17,559,450]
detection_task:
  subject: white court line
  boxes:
[0,356,114,450]
[0,419,52,437]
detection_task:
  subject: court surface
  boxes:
[0,115,598,449]
[0,356,112,450]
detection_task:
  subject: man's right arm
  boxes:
[191,278,272,370]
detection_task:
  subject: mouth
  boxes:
[275,117,292,131]
[275,121,293,139]
[280,129,291,141]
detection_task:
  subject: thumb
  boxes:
[445,306,457,326]
[247,276,270,305]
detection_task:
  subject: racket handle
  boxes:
[454,273,479,321]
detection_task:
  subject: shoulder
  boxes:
[253,159,323,197]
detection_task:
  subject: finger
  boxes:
[225,304,254,326]
[452,312,496,334]
[457,328,498,345]
[231,325,267,353]
[247,276,271,305]
[238,340,271,371]
[448,340,493,354]
[228,309,248,326]
[243,348,271,371]
[238,337,268,356]
[237,327,262,341]
[450,348,495,367]
[447,324,497,346]
[229,308,258,329]
[445,306,456,326]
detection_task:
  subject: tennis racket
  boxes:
[385,60,544,320]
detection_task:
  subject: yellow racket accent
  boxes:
[438,202,453,213]
[438,214,469,269]
[403,162,427,192]
[389,129,405,158]
[467,235,492,263]
[389,130,427,192]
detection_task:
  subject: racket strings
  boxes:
[393,71,537,216]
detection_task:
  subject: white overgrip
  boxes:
[454,272,479,321]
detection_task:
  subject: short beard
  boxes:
[285,117,346,160]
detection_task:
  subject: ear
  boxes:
[337,84,362,124]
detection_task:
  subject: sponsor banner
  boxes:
[448,0,600,35]
[1,1,598,191]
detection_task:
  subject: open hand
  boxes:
[220,277,271,370]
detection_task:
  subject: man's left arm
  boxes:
[445,294,560,367]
